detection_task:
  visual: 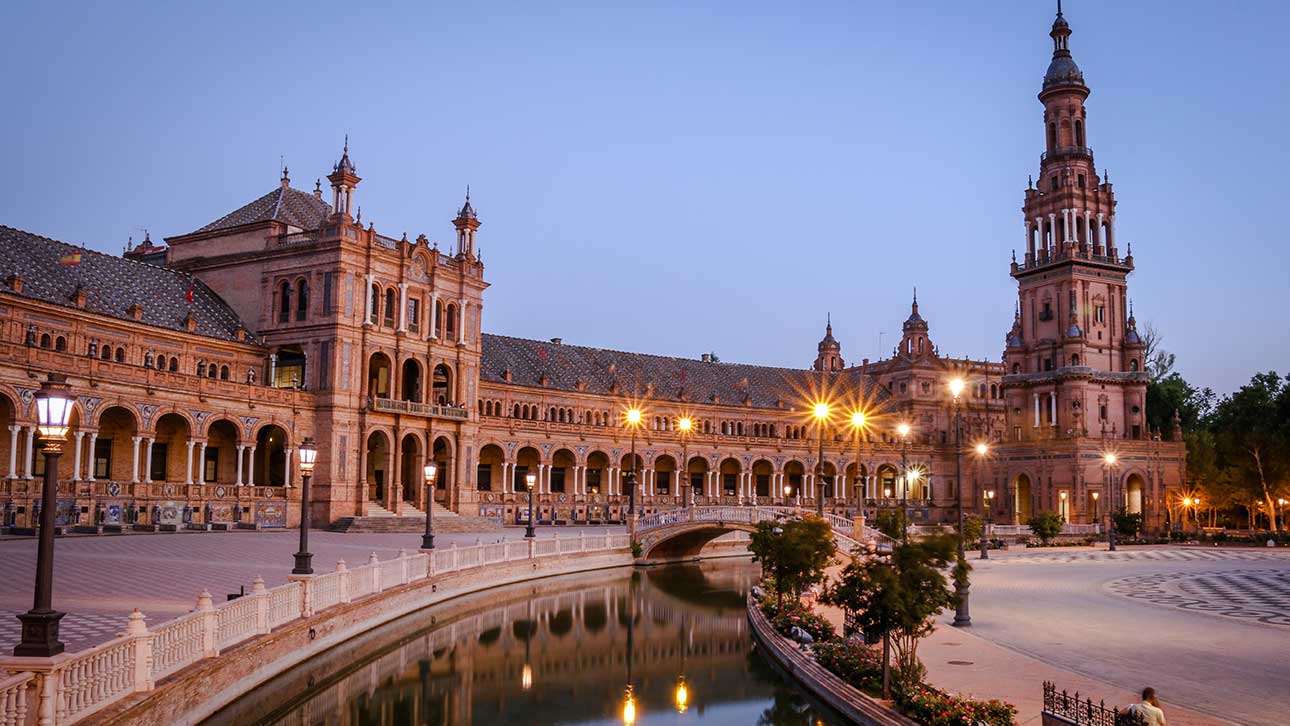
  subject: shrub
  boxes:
[1115,512,1144,538]
[630,540,643,558]
[770,600,836,643]
[1027,512,1064,544]
[813,640,884,694]
[896,685,1017,726]
[961,515,984,545]
[874,509,907,541]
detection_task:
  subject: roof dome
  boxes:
[1044,56,1085,90]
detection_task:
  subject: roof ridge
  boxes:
[269,186,286,223]
[480,331,815,376]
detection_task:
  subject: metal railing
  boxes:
[0,533,631,725]
[369,397,470,420]
[1040,145,1094,163]
[1043,681,1144,726]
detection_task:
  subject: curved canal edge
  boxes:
[747,595,918,726]
[93,545,633,726]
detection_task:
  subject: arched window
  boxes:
[369,284,380,325]
[990,383,999,398]
[295,279,308,321]
[169,357,178,372]
[1047,122,1057,150]
[101,346,111,360]
[197,361,207,377]
[383,289,396,327]
[1129,359,1139,372]
[1071,354,1080,366]
[54,336,66,352]
[278,282,291,323]
[115,347,125,363]
[445,303,458,340]
[1075,119,1085,147]
[1012,363,1021,374]
[220,365,230,380]
[39,333,50,349]
[208,364,217,378]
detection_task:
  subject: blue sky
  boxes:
[1,1,1285,395]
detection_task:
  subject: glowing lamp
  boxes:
[424,463,438,485]
[851,411,866,428]
[678,417,692,433]
[297,438,318,475]
[813,402,830,419]
[525,472,537,490]
[674,676,689,713]
[949,378,965,398]
[1104,453,1117,465]
[626,409,642,425]
[34,377,73,442]
[521,663,533,690]
[975,443,988,456]
[897,423,911,438]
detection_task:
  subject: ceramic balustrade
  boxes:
[0,672,32,726]
[57,634,137,722]
[150,611,205,680]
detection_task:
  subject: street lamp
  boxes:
[948,378,970,627]
[850,411,867,515]
[813,402,830,516]
[1060,490,1069,523]
[1182,496,1201,539]
[525,472,537,539]
[625,408,642,515]
[678,417,692,508]
[975,442,991,559]
[421,463,438,550]
[897,422,911,543]
[16,374,74,656]
[1103,453,1119,551]
[981,489,995,559]
[783,483,794,508]
[292,438,318,575]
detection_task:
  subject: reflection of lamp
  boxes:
[521,662,533,691]
[897,422,911,543]
[678,417,693,508]
[622,685,637,725]
[812,402,829,515]
[625,408,642,515]
[675,675,689,713]
[1102,453,1119,551]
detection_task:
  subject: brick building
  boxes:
[0,7,1183,534]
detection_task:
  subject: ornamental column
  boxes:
[7,425,19,478]
[71,431,84,482]
[247,445,257,487]
[235,444,245,486]
[184,440,195,485]
[458,302,468,344]
[23,426,35,479]
[197,442,207,484]
[429,294,439,339]
[131,435,142,483]
[143,438,155,483]
[398,283,408,332]
[1033,393,1041,428]
[284,448,293,488]
[87,432,98,482]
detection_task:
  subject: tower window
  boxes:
[1051,176,1059,191]
[1078,174,1086,189]
[1075,119,1085,146]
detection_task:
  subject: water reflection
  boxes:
[207,560,839,726]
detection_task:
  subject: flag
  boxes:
[59,252,81,266]
[185,278,194,304]
[537,348,548,362]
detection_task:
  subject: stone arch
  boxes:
[383,288,397,327]
[685,456,709,500]
[653,454,677,496]
[551,448,576,494]
[1015,472,1034,522]
[586,450,611,495]
[400,358,423,403]
[368,352,393,399]
[477,443,506,492]
[294,277,309,321]
[431,435,454,503]
[252,424,289,487]
[783,460,806,500]
[819,460,839,500]
[718,457,741,497]
[205,419,241,485]
[1123,471,1146,515]
[277,280,292,323]
[751,459,774,498]
[844,462,869,501]
[875,464,899,499]
[516,446,542,494]
[365,430,392,503]
[94,405,140,482]
[152,412,192,484]
[432,363,453,405]
[399,432,423,504]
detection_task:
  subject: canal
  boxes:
[206,558,843,725]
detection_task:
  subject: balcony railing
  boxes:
[1040,145,1093,163]
[369,397,470,420]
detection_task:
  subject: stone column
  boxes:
[429,293,439,338]
[284,448,293,488]
[7,425,18,478]
[87,432,98,482]
[1033,393,1041,428]
[459,301,468,344]
[398,283,408,332]
[184,440,195,485]
[23,426,35,479]
[235,444,246,486]
[247,445,257,487]
[363,273,374,323]
[71,431,84,482]
[144,438,155,483]
[197,442,207,484]
[131,435,142,483]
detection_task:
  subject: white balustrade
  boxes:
[267,582,303,629]
[151,611,205,680]
[0,672,32,726]
[58,634,137,722]
[216,596,259,651]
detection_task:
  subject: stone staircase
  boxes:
[329,501,504,534]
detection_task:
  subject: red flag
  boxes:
[185,278,194,304]
[537,348,548,362]
[59,252,81,266]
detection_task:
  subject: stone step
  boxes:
[328,513,504,534]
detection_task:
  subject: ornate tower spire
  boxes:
[813,314,844,372]
[327,135,361,222]
[452,186,481,258]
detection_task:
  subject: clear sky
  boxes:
[1,1,1285,395]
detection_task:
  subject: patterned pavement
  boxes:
[0,526,621,652]
[1107,568,1290,626]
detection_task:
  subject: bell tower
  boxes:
[328,136,361,222]
[453,188,480,259]
[813,315,844,372]
[1004,4,1148,442]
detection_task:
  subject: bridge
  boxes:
[630,505,896,564]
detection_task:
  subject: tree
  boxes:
[1208,372,1289,532]
[1140,322,1176,383]
[873,509,906,541]
[1027,512,1064,544]
[1146,372,1214,441]
[821,535,957,697]
[749,516,835,608]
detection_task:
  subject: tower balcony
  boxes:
[1013,244,1132,275]
[1040,145,1093,163]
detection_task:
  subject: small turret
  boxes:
[812,314,844,372]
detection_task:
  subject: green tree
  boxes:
[873,509,906,541]
[1146,372,1214,441]
[1208,372,1290,532]
[821,535,957,697]
[960,515,984,546]
[748,516,835,608]
[1027,512,1064,544]
[1115,511,1144,538]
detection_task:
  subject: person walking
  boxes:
[1128,687,1166,726]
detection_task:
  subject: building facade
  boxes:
[0,8,1184,534]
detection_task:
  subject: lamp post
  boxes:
[292,437,317,575]
[813,402,829,516]
[898,422,911,542]
[15,374,74,657]
[1092,490,1100,524]
[948,378,970,627]
[421,463,438,550]
[1104,453,1119,551]
[525,472,537,539]
[850,411,866,517]
[678,417,692,508]
[626,408,641,515]
[981,489,995,559]
[1182,496,1201,539]
[1060,491,1069,523]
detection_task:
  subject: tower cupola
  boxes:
[899,289,934,358]
[452,186,481,259]
[327,135,361,221]
[812,315,844,372]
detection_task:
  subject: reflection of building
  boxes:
[211,564,761,726]
[0,7,1181,532]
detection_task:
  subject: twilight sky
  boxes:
[1,1,1285,395]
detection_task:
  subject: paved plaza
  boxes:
[921,546,1290,726]
[0,526,623,652]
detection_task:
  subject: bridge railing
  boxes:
[635,506,894,554]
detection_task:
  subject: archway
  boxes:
[205,419,240,485]
[400,360,423,403]
[551,448,576,495]
[432,436,453,504]
[653,455,676,497]
[0,393,18,479]
[820,461,838,501]
[783,460,806,502]
[586,450,610,495]
[686,456,709,501]
[876,465,899,500]
[1015,474,1033,523]
[845,463,869,503]
[368,353,392,399]
[477,444,505,492]
[620,451,644,497]
[1124,473,1144,515]
[153,413,192,483]
[752,459,774,500]
[273,345,306,389]
[252,425,288,487]
[400,434,422,505]
[718,458,741,498]
[96,406,140,482]
[432,364,452,405]
[366,431,390,503]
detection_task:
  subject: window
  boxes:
[150,442,168,481]
[1012,363,1020,374]
[295,279,308,321]
[408,298,420,333]
[114,348,125,363]
[477,463,492,491]
[1071,355,1080,366]
[94,438,112,479]
[278,282,290,323]
[756,474,770,497]
[1051,176,1059,191]
[204,447,218,482]
[722,473,737,495]
[550,467,566,493]
[383,289,396,327]
[54,336,66,352]
[39,333,50,349]
[208,364,217,378]
[513,465,530,491]
[220,365,230,380]
[1095,305,1105,324]
[1075,119,1084,146]
[656,471,671,495]
[1129,359,1139,372]
[318,341,331,390]
[587,468,602,494]
[197,362,207,377]
[101,346,111,360]
[322,272,334,313]
[369,284,380,325]
[168,358,178,372]
[1047,122,1057,150]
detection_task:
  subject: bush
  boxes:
[1027,512,1064,544]
[895,685,1017,726]
[770,600,836,643]
[813,640,884,694]
[874,509,907,541]
[961,515,984,545]
[1115,511,1144,538]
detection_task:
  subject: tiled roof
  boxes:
[191,185,331,234]
[480,333,886,409]
[0,226,255,343]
